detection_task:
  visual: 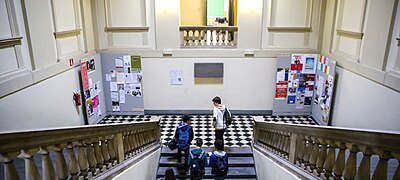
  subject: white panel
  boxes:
[337,36,359,57]
[111,33,144,47]
[109,0,145,26]
[0,0,12,38]
[59,36,80,56]
[254,149,300,180]
[271,33,306,47]
[272,0,309,27]
[340,0,364,32]
[82,0,95,51]
[331,67,400,131]
[0,48,18,74]
[53,0,77,31]
[155,0,180,49]
[237,0,263,49]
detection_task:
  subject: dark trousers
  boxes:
[177,147,189,172]
[215,176,226,180]
[215,129,226,141]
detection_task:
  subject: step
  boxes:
[159,156,255,167]
[156,167,257,179]
[161,147,253,157]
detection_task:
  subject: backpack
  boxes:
[223,107,232,127]
[189,151,205,178]
[178,125,190,150]
[214,155,228,176]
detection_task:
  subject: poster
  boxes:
[116,72,125,84]
[86,99,93,117]
[87,59,95,73]
[131,84,142,97]
[92,95,99,108]
[131,55,141,70]
[111,91,119,101]
[275,82,288,99]
[295,94,305,109]
[115,58,123,68]
[291,54,304,71]
[123,55,131,67]
[287,95,296,104]
[81,61,89,90]
[112,101,120,112]
[119,90,125,103]
[110,82,118,91]
[170,70,183,85]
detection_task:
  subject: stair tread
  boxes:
[159,156,255,165]
[161,147,253,155]
[157,166,256,177]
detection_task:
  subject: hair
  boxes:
[164,167,176,180]
[195,138,203,147]
[214,139,224,150]
[212,96,221,104]
[182,114,191,123]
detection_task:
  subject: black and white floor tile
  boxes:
[262,115,318,125]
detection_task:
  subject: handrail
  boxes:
[253,116,400,179]
[179,26,238,48]
[0,117,161,179]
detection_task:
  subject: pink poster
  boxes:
[81,61,89,90]
[92,95,99,108]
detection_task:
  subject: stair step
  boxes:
[159,156,255,167]
[161,147,253,157]
[156,167,257,179]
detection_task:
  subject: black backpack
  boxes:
[223,107,232,127]
[214,155,228,176]
[190,151,205,178]
[178,125,190,150]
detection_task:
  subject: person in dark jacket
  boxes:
[174,114,194,173]
[187,138,208,180]
[209,139,229,180]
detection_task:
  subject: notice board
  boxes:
[272,54,336,126]
[101,53,144,115]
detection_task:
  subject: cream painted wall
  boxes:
[180,0,205,26]
[331,67,400,131]
[112,149,160,180]
[142,57,276,110]
[155,0,180,49]
[254,149,300,180]
[237,0,263,49]
[0,54,105,131]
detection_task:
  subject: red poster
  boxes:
[275,82,288,99]
[81,61,89,90]
[291,64,303,71]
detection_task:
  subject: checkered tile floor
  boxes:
[99,114,318,148]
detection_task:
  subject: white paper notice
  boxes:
[111,71,116,78]
[123,56,131,67]
[106,74,111,81]
[110,82,118,91]
[276,70,285,83]
[170,70,183,85]
[116,72,125,84]
[88,78,93,88]
[132,73,140,83]
[119,90,125,103]
[125,73,134,83]
[115,58,123,68]
[111,91,119,101]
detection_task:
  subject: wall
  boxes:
[142,57,276,110]
[112,149,160,180]
[253,149,300,180]
[331,67,400,131]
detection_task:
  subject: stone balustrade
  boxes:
[253,116,400,179]
[0,117,160,180]
[180,26,238,48]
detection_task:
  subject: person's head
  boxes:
[195,138,203,148]
[182,114,191,124]
[164,167,176,180]
[214,139,224,151]
[212,96,221,106]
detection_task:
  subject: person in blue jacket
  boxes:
[174,114,194,173]
[209,139,229,180]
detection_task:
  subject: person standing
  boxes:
[174,114,194,173]
[209,140,229,180]
[212,96,229,142]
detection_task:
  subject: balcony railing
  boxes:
[253,117,400,179]
[180,26,238,48]
[0,117,160,179]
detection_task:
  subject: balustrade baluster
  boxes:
[93,141,106,172]
[194,30,199,46]
[284,133,291,155]
[355,147,373,180]
[21,148,40,180]
[101,140,112,168]
[323,140,336,178]
[215,30,220,46]
[296,136,306,166]
[343,144,358,180]
[85,143,98,175]
[188,30,193,46]
[308,138,320,173]
[0,152,20,180]
[66,143,79,179]
[228,31,233,46]
[333,143,346,179]
[76,143,91,179]
[54,145,69,180]
[107,137,117,165]
[315,139,327,176]
[302,137,313,169]
[372,151,390,180]
[126,132,133,156]
[200,30,206,46]
[39,146,56,180]
[221,30,226,46]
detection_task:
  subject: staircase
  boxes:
[156,146,257,180]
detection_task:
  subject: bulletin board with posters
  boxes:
[80,58,105,124]
[100,53,144,115]
[272,54,336,126]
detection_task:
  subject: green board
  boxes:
[207,0,225,16]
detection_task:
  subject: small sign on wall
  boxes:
[170,70,183,85]
[194,63,224,84]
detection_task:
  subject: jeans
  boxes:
[215,128,226,141]
[177,147,189,172]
